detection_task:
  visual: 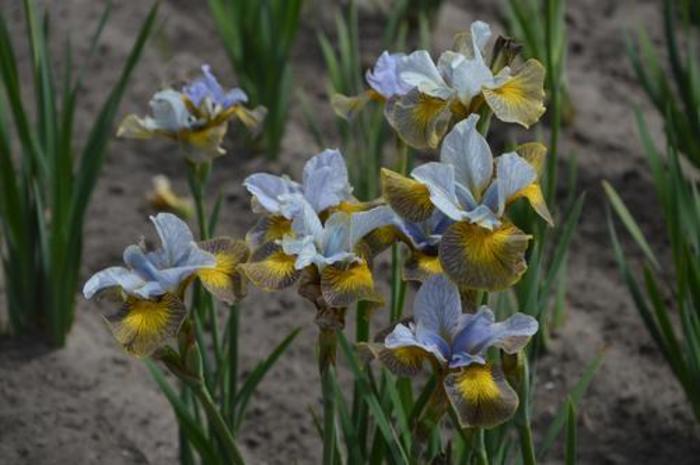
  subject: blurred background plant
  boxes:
[605,113,700,423]
[604,0,700,424]
[628,0,700,168]
[0,0,156,345]
[207,0,304,160]
[503,0,583,347]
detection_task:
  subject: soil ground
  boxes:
[1,0,699,464]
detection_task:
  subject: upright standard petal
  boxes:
[397,50,452,99]
[494,152,537,216]
[440,115,493,199]
[148,89,193,132]
[453,20,492,60]
[482,59,546,128]
[302,149,352,213]
[280,194,324,240]
[413,275,462,338]
[243,173,301,215]
[366,51,413,98]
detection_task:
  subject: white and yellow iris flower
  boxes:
[117,64,266,162]
[363,275,538,428]
[83,213,249,356]
[382,115,552,291]
[240,194,393,307]
[243,149,356,249]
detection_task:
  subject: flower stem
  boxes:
[318,328,338,465]
[475,429,490,465]
[193,382,246,465]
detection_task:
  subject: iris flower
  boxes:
[83,213,249,356]
[243,149,356,249]
[363,275,538,428]
[240,194,394,307]
[382,115,552,290]
[117,65,266,161]
[336,21,545,150]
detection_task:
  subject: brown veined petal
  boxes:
[403,250,443,282]
[444,363,519,429]
[320,259,380,308]
[439,221,531,291]
[381,168,434,222]
[238,242,300,291]
[105,293,187,358]
[510,182,554,226]
[384,88,452,149]
[515,142,547,178]
[245,215,293,250]
[196,238,250,304]
[358,342,433,378]
[363,225,403,257]
[482,59,546,129]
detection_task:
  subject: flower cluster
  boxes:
[84,18,549,441]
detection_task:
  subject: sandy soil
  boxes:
[1,0,699,464]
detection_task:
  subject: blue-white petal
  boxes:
[440,115,493,198]
[302,149,352,213]
[243,173,301,215]
[413,275,462,337]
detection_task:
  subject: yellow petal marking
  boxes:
[439,221,531,291]
[482,59,546,128]
[381,168,434,222]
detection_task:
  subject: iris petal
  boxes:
[196,238,250,304]
[384,88,452,149]
[381,168,435,222]
[320,260,379,307]
[482,59,546,128]
[439,221,531,291]
[106,293,186,357]
[444,363,519,429]
[238,242,301,291]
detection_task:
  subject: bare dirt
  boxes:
[1,0,699,464]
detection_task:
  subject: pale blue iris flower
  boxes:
[365,51,414,99]
[278,194,394,271]
[183,64,248,110]
[243,149,353,216]
[407,114,537,230]
[395,21,499,107]
[384,275,538,368]
[83,213,215,300]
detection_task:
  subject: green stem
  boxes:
[517,356,537,465]
[193,383,247,465]
[318,329,338,465]
[544,0,561,206]
[475,429,490,465]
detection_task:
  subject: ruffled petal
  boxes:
[397,50,452,99]
[440,115,493,198]
[366,51,413,98]
[243,173,301,215]
[320,259,379,308]
[196,238,250,304]
[302,149,352,213]
[384,88,452,149]
[482,59,546,128]
[105,293,187,357]
[412,274,462,336]
[403,250,443,282]
[381,168,435,222]
[439,221,531,291]
[238,242,301,291]
[444,363,519,429]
